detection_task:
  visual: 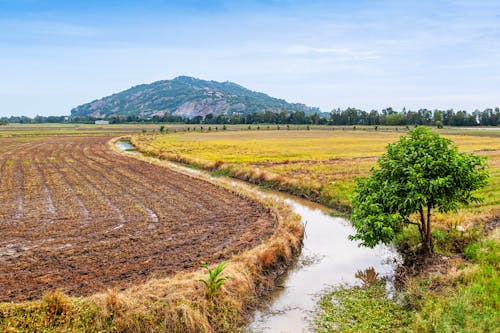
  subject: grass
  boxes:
[132,128,500,215]
[314,229,499,333]
[315,283,411,332]
[406,228,500,333]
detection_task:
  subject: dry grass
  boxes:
[132,129,500,216]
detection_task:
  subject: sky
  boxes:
[0,0,499,117]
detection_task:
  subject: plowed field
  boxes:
[0,135,275,302]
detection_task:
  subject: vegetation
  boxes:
[329,107,500,127]
[407,230,499,332]
[132,127,499,332]
[315,228,499,332]
[1,124,498,331]
[70,75,319,118]
[198,261,230,299]
[3,105,499,126]
[315,283,411,332]
[350,127,489,255]
[132,128,500,215]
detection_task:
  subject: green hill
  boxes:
[70,76,320,118]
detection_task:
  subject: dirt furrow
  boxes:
[0,135,276,302]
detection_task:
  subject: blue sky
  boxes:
[0,0,499,116]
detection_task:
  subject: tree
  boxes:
[349,127,488,255]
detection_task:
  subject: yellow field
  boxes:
[133,128,500,217]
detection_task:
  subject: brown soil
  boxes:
[0,135,276,302]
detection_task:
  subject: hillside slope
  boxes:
[70,76,319,118]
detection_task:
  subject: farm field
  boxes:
[1,124,498,332]
[133,127,500,332]
[0,131,276,302]
[132,128,500,217]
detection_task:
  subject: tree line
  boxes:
[1,107,499,126]
[328,107,499,127]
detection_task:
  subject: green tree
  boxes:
[350,127,488,255]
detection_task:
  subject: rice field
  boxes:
[0,126,304,332]
[0,134,276,302]
[133,128,500,217]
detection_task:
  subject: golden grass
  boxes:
[0,138,304,333]
[132,129,500,215]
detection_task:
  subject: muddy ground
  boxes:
[0,135,276,302]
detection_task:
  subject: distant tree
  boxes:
[204,113,214,124]
[350,127,488,255]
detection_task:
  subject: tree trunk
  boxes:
[419,205,434,256]
[426,204,434,255]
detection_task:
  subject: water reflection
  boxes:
[246,199,400,333]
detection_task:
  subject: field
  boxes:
[132,128,500,217]
[0,131,276,302]
[1,124,498,332]
[132,127,500,332]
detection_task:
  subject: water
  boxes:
[115,140,400,333]
[115,140,135,151]
[246,198,399,333]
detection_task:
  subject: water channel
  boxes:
[116,140,400,333]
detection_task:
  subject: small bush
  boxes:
[198,261,230,299]
[42,291,73,325]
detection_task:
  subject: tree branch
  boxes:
[402,216,419,226]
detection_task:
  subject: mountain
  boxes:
[70,76,320,118]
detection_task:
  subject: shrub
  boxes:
[198,261,230,299]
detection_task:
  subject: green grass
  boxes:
[409,233,499,332]
[314,283,411,332]
[314,231,499,333]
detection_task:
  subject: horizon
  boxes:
[1,0,499,117]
